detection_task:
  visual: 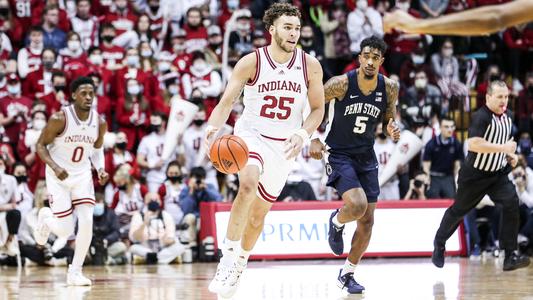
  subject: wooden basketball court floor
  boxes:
[1,257,533,300]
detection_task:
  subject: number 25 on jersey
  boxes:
[259,96,294,120]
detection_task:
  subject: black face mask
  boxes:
[147,200,160,212]
[190,97,203,105]
[43,61,54,70]
[54,85,66,92]
[102,35,114,43]
[149,4,159,11]
[118,184,127,191]
[0,72,5,81]
[528,86,533,94]
[489,74,500,82]
[168,175,183,183]
[414,179,424,188]
[116,142,127,150]
[15,175,27,183]
[193,119,204,126]
[0,7,9,17]
[378,133,387,140]
[149,124,161,132]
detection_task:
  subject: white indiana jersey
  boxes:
[112,183,145,216]
[239,47,309,140]
[182,124,205,171]
[47,105,99,176]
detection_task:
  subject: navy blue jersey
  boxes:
[325,70,388,156]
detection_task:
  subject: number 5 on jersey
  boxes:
[353,116,369,134]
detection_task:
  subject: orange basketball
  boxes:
[209,135,249,174]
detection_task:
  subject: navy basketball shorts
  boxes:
[325,152,380,203]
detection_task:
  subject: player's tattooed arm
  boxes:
[36,111,69,179]
[323,74,348,103]
[383,76,399,131]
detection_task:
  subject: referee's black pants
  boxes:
[434,165,519,253]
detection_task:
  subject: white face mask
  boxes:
[126,55,140,67]
[412,54,425,65]
[396,2,410,11]
[158,61,170,72]
[169,85,179,95]
[415,78,428,89]
[7,84,20,95]
[33,119,46,130]
[89,54,103,65]
[68,40,81,52]
[128,84,140,95]
[141,49,152,57]
[192,60,207,72]
[0,166,4,174]
[173,44,186,53]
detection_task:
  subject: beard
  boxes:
[273,32,293,53]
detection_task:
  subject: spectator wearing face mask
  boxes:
[103,0,138,48]
[0,73,32,148]
[70,0,100,50]
[228,9,253,57]
[158,161,186,223]
[182,107,218,189]
[22,47,58,100]
[205,25,223,69]
[110,163,147,235]
[90,195,127,265]
[99,23,125,71]
[138,41,156,73]
[179,167,223,219]
[399,43,436,89]
[129,192,184,264]
[105,132,136,185]
[87,72,112,126]
[182,7,208,53]
[431,39,468,99]
[12,162,32,216]
[299,25,323,62]
[116,78,151,150]
[17,26,44,79]
[404,70,443,117]
[138,1,168,53]
[87,47,114,96]
[59,32,90,83]
[41,71,69,116]
[384,1,427,75]
[137,112,181,192]
[347,0,384,55]
[17,105,47,192]
[114,47,155,100]
[181,51,222,119]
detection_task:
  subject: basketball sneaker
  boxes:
[208,262,246,298]
[503,251,530,271]
[432,241,445,268]
[337,269,365,294]
[328,209,345,256]
[34,207,53,246]
[67,265,92,286]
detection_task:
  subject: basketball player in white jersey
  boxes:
[204,3,325,298]
[34,76,109,286]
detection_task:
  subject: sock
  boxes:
[220,239,240,267]
[332,211,344,228]
[237,249,251,266]
[71,205,93,269]
[341,259,357,276]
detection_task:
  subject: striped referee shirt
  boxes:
[465,106,513,172]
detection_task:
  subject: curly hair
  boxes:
[262,3,301,30]
[360,36,388,56]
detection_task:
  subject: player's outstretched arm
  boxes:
[384,77,400,142]
[206,52,256,132]
[36,111,69,180]
[323,74,348,103]
[383,0,533,36]
[92,116,109,185]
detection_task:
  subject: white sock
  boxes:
[341,259,357,276]
[220,239,240,267]
[71,205,93,269]
[237,249,251,266]
[332,211,344,228]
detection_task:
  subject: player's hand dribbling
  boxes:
[310,138,326,160]
[53,166,69,180]
[284,134,304,160]
[97,168,109,185]
[204,125,219,155]
[503,139,517,154]
[387,118,401,142]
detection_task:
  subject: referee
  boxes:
[432,81,530,271]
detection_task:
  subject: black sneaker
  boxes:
[328,209,345,256]
[503,251,530,271]
[432,243,445,268]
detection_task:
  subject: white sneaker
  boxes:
[34,208,53,245]
[67,265,92,286]
[208,262,246,298]
[6,236,19,256]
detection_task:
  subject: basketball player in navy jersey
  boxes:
[310,36,400,294]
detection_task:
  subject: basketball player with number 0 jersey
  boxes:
[34,76,109,286]
[204,3,325,298]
